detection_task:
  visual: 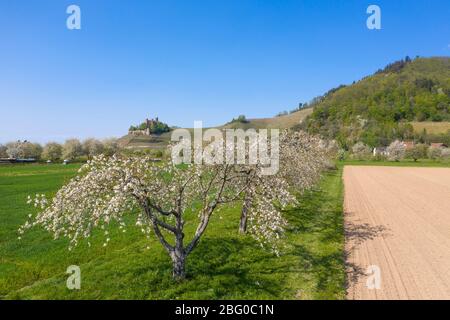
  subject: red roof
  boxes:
[430,143,447,148]
[403,141,415,149]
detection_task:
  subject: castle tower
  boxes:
[145,118,151,135]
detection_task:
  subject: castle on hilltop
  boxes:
[129,117,170,136]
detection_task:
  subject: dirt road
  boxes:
[344,166,450,300]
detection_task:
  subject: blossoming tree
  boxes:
[236,163,294,248]
[387,140,406,161]
[19,155,283,280]
[20,129,329,280]
[237,130,327,238]
[351,142,371,160]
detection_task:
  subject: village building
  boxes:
[402,141,415,150]
[373,146,388,156]
[430,142,448,149]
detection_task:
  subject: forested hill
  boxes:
[304,57,450,148]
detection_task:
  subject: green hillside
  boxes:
[304,57,450,148]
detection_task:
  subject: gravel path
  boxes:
[344,166,450,300]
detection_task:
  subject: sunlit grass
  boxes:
[0,164,345,300]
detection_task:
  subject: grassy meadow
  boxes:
[411,121,450,135]
[0,163,345,300]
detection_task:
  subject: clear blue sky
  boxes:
[0,0,449,143]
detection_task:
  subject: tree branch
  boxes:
[185,165,229,254]
[142,200,174,253]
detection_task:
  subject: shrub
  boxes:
[351,142,371,160]
[149,121,170,134]
[387,140,406,161]
[229,115,249,124]
[373,153,387,161]
[337,149,346,161]
[153,150,163,158]
[405,144,428,161]
[276,111,288,117]
[427,146,442,160]
[441,148,450,160]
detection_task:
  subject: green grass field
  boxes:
[0,164,345,300]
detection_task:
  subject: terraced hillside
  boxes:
[118,132,173,150]
[119,108,312,150]
[220,108,313,130]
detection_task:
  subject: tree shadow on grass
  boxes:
[138,171,352,299]
[188,236,347,299]
[283,187,343,244]
[283,188,326,232]
[187,237,285,298]
[280,176,347,298]
[120,237,289,299]
[290,243,345,298]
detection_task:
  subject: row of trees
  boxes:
[0,141,43,160]
[0,138,119,161]
[20,130,331,280]
[351,141,450,161]
[228,115,249,124]
[275,102,318,118]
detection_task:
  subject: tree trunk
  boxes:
[171,247,186,280]
[239,194,252,234]
[172,213,186,280]
[239,208,248,234]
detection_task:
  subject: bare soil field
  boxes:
[344,166,450,300]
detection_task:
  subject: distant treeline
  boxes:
[0,138,119,162]
[275,102,314,117]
